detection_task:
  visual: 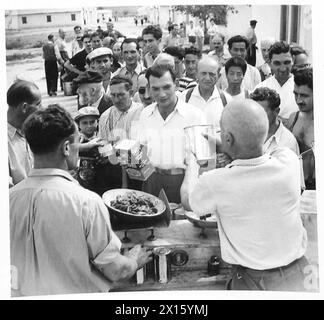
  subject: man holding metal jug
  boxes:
[134,64,206,204]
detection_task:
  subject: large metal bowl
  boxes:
[102,189,167,230]
[185,211,218,229]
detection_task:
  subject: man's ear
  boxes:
[128,88,133,97]
[224,131,234,147]
[275,107,280,117]
[20,102,28,115]
[62,140,70,157]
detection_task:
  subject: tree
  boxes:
[173,5,237,33]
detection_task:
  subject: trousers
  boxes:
[44,60,58,95]
[226,256,317,292]
[142,171,184,204]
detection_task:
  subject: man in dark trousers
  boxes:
[246,20,258,66]
[42,34,58,96]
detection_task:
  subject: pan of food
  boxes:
[102,189,167,230]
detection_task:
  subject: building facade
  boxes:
[5,9,83,30]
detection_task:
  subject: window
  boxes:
[22,16,27,24]
[47,15,51,23]
[71,14,76,21]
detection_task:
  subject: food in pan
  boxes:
[110,191,159,215]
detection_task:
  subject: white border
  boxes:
[1,0,323,300]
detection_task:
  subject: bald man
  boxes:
[181,99,309,291]
[179,56,224,129]
[258,37,276,81]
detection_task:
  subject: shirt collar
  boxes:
[112,101,137,115]
[8,122,23,139]
[29,168,76,182]
[228,153,270,168]
[272,74,293,86]
[194,84,221,99]
[264,121,285,146]
[148,98,186,118]
[124,63,143,76]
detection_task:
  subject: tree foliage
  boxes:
[173,5,237,27]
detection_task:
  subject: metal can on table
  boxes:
[153,247,172,283]
[207,255,220,276]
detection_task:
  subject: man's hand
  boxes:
[124,244,153,270]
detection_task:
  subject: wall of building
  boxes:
[13,12,82,29]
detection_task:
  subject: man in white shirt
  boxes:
[135,64,206,203]
[254,41,299,123]
[250,87,299,155]
[7,80,42,187]
[207,18,219,50]
[10,104,151,296]
[187,20,197,47]
[179,56,223,130]
[142,25,162,68]
[217,35,261,91]
[181,99,309,291]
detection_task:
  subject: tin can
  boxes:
[135,265,146,285]
[153,247,172,283]
[207,255,220,276]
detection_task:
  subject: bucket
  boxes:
[63,81,74,96]
[184,125,217,164]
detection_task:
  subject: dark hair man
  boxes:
[163,46,185,79]
[221,56,248,104]
[142,25,163,68]
[250,87,299,155]
[64,34,93,78]
[114,38,146,94]
[178,46,202,92]
[90,32,103,49]
[287,67,314,190]
[10,104,151,296]
[132,64,205,203]
[163,23,181,48]
[255,40,299,122]
[42,34,58,96]
[7,80,42,186]
[217,35,261,91]
[246,19,258,66]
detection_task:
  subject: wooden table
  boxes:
[111,190,318,292]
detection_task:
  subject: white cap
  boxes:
[86,47,113,62]
[74,106,99,122]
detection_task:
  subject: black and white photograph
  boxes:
[1,0,321,300]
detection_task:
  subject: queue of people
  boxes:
[9,19,315,296]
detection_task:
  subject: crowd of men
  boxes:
[8,18,316,296]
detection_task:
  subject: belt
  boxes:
[233,257,304,274]
[154,167,185,175]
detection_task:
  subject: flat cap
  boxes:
[73,70,103,85]
[86,47,113,62]
[74,106,99,121]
